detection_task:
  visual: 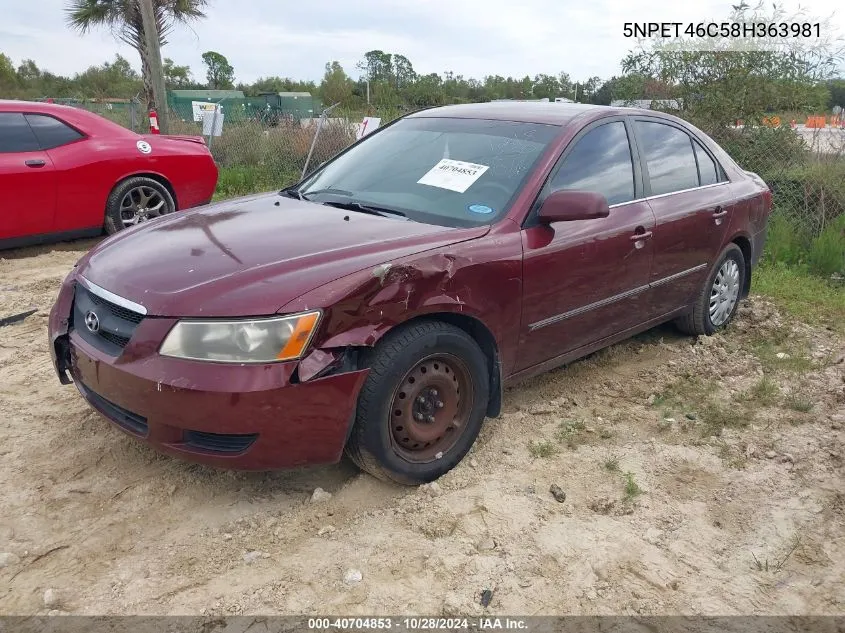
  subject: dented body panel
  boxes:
[281,219,525,378]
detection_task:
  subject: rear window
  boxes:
[25,114,84,150]
[299,117,560,227]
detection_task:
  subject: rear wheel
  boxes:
[104,176,175,235]
[675,243,746,336]
[345,320,489,485]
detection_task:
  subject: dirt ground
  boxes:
[0,239,843,617]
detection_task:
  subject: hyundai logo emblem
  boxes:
[84,310,100,333]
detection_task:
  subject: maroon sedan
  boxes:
[0,100,218,249]
[48,102,772,484]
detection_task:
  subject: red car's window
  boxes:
[634,121,699,196]
[25,114,84,150]
[0,113,40,153]
[547,121,636,206]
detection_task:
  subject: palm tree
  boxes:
[66,0,208,108]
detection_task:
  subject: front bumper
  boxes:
[48,275,368,471]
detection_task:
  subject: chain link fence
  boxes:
[63,98,145,132]
[715,123,845,234]
[70,99,371,195]
[705,121,845,275]
[171,111,360,197]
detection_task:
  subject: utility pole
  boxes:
[139,0,170,134]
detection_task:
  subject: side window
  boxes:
[0,113,40,153]
[548,121,635,206]
[693,140,720,186]
[634,121,698,196]
[25,114,84,150]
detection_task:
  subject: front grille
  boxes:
[88,292,144,324]
[183,430,258,454]
[71,283,144,356]
[79,382,148,436]
[99,331,131,348]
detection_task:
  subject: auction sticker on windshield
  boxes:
[417,159,489,193]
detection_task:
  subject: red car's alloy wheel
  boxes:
[388,353,474,462]
[120,185,171,227]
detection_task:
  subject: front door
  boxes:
[517,118,655,372]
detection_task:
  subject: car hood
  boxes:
[77,192,489,317]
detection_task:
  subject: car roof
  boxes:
[407,102,658,126]
[0,99,136,136]
[0,99,87,115]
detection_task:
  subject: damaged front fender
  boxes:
[280,229,524,399]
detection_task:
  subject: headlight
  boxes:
[159,311,321,363]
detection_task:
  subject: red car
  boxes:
[0,100,218,249]
[48,102,772,485]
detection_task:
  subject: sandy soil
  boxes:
[0,239,843,617]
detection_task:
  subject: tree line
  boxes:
[2,48,843,116]
[1,0,843,131]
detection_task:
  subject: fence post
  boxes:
[207,105,219,150]
[206,98,224,151]
[301,102,341,180]
[129,99,137,132]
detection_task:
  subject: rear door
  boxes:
[630,118,734,315]
[0,113,57,241]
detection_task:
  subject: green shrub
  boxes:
[764,161,845,233]
[211,125,265,168]
[764,211,810,267]
[807,214,845,276]
[215,166,274,199]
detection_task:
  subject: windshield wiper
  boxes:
[320,200,407,219]
[301,187,354,199]
[279,187,304,200]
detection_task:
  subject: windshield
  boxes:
[297,116,560,227]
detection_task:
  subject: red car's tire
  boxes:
[675,243,746,336]
[345,320,490,485]
[104,176,176,235]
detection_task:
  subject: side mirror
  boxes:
[537,190,610,223]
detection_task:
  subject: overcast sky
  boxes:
[1,0,842,84]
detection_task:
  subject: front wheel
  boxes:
[675,243,746,336]
[345,320,490,485]
[104,176,175,235]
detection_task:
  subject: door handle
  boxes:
[25,159,46,168]
[630,230,653,242]
[712,206,728,218]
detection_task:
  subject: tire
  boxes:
[345,320,490,485]
[104,176,176,235]
[675,243,746,336]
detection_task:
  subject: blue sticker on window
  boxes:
[468,204,494,214]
